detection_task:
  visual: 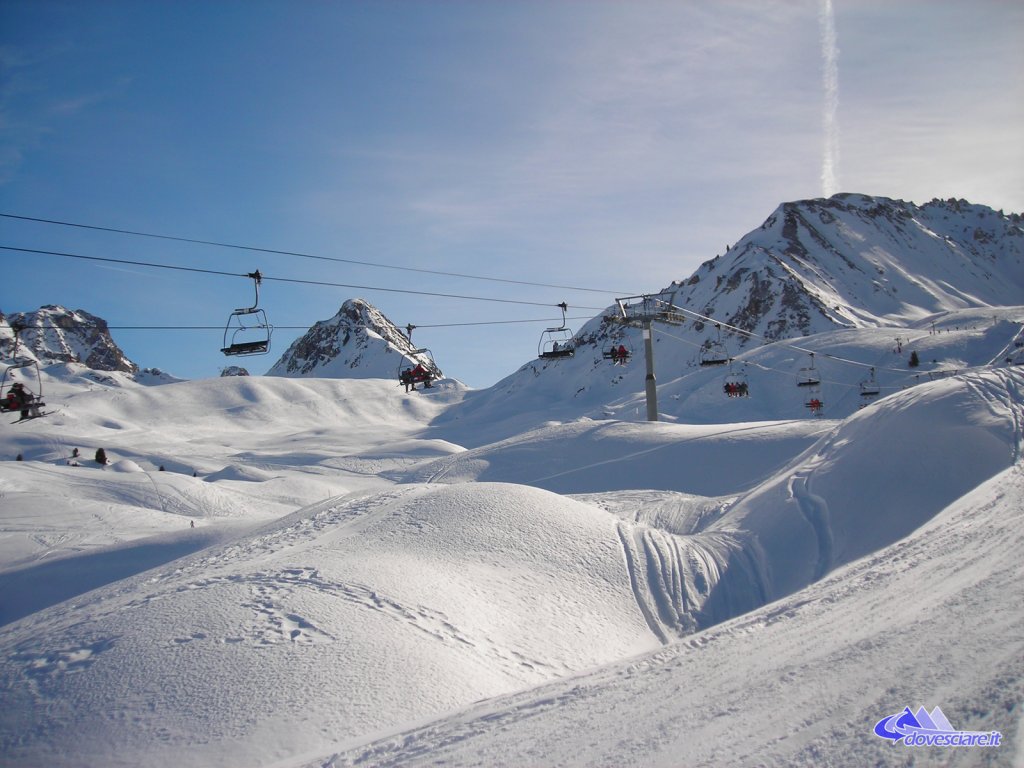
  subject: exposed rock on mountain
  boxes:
[577,194,1023,358]
[266,298,443,380]
[435,194,1023,443]
[1,305,138,373]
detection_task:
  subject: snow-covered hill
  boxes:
[0,361,1021,767]
[320,461,1024,768]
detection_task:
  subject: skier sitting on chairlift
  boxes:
[7,382,40,420]
[413,363,433,387]
[723,381,748,398]
[402,363,433,392]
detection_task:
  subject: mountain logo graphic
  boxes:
[873,706,1002,748]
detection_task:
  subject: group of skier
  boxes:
[723,381,749,398]
[608,344,630,366]
[399,363,434,393]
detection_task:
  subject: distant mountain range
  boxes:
[262,194,1023,390]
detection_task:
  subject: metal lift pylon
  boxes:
[606,290,688,422]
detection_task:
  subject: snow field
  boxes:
[0,482,660,767]
[0,357,1021,767]
[316,462,1024,768]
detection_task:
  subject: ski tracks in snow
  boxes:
[788,466,835,581]
[110,486,558,677]
[615,522,737,643]
[963,369,1024,463]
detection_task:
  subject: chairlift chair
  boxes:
[398,347,443,391]
[538,302,575,359]
[723,363,750,398]
[602,336,633,365]
[796,352,821,387]
[859,367,880,398]
[699,323,730,366]
[221,271,273,357]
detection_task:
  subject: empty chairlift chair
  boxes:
[699,323,730,366]
[796,352,821,387]
[860,366,881,400]
[221,271,273,357]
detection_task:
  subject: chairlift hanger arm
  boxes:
[233,270,263,312]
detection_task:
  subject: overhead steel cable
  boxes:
[0,212,634,296]
[650,325,898,393]
[646,294,913,374]
[0,245,608,311]
[2,316,594,332]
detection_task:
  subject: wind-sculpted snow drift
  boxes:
[411,368,1023,641]
[617,367,1023,638]
[318,461,1024,768]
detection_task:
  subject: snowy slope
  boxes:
[435,305,1024,444]
[0,483,660,768]
[1,323,1023,766]
[404,418,830,497]
[0,375,465,619]
[318,462,1024,768]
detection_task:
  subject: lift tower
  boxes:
[606,290,688,422]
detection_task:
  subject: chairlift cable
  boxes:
[651,326,894,392]
[0,245,608,311]
[2,316,594,332]
[0,213,633,296]
[645,295,914,375]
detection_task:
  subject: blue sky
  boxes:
[2,0,1022,388]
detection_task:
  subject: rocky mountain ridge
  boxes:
[266,298,443,381]
[1,305,139,373]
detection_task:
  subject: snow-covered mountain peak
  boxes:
[710,194,1023,334]
[0,305,138,373]
[266,298,444,380]
[452,194,1023,442]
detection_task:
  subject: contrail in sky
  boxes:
[820,0,840,197]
